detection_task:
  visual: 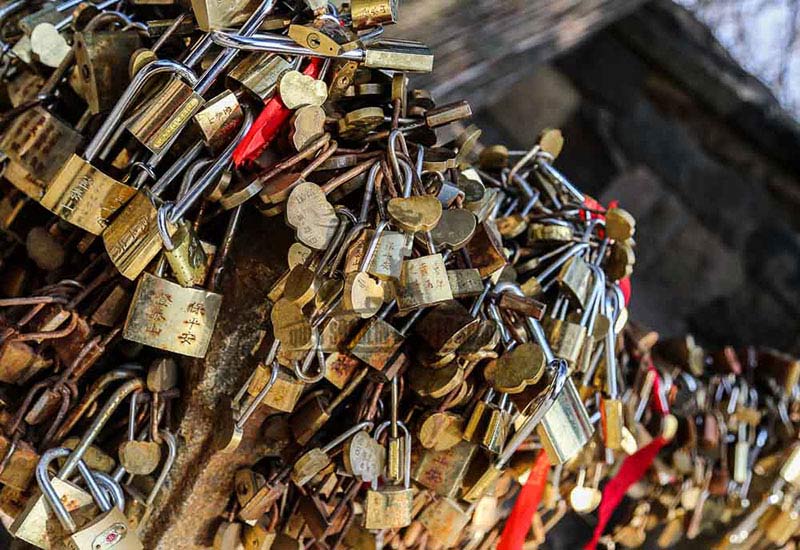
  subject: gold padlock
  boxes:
[537,377,594,464]
[364,422,413,530]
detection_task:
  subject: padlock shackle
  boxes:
[361,161,381,223]
[193,0,278,95]
[494,281,556,363]
[147,430,177,507]
[58,378,145,479]
[321,421,374,454]
[83,59,198,163]
[580,265,605,329]
[535,153,585,204]
[359,219,390,272]
[497,358,569,468]
[374,420,411,488]
[237,360,279,429]
[294,333,325,384]
[93,471,125,512]
[50,367,142,444]
[168,107,254,223]
[150,140,206,197]
[210,30,364,61]
[36,447,105,534]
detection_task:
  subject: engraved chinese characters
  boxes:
[124,273,222,357]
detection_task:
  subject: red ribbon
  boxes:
[583,436,668,550]
[619,277,631,307]
[233,58,322,167]
[498,450,551,550]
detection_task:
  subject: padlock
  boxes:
[228,53,294,102]
[289,368,369,445]
[364,421,413,530]
[291,422,373,487]
[124,430,178,535]
[43,60,197,234]
[418,497,472,548]
[349,303,424,379]
[463,358,570,502]
[103,106,252,280]
[412,440,477,499]
[9,447,99,548]
[350,0,399,29]
[74,25,142,114]
[55,464,144,550]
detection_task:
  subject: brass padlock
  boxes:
[74,28,142,114]
[412,440,477,499]
[43,61,196,234]
[123,270,222,358]
[0,106,83,193]
[418,498,471,547]
[364,422,413,530]
[9,447,98,548]
[395,253,454,312]
[537,376,594,464]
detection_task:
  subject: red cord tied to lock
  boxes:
[584,362,674,550]
[233,58,323,167]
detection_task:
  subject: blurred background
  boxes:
[393,0,800,358]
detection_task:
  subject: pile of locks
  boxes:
[0,0,797,549]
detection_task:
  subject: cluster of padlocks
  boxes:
[0,0,797,549]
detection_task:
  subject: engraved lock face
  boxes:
[396,254,453,312]
[123,272,223,358]
[364,486,413,530]
[413,440,478,499]
[351,0,399,29]
[194,91,244,153]
[418,498,471,548]
[536,377,594,464]
[103,194,178,280]
[343,430,385,485]
[0,106,83,189]
[43,154,137,235]
[126,78,205,153]
[74,30,142,114]
[285,183,338,251]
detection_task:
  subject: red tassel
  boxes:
[583,436,667,550]
[498,450,551,550]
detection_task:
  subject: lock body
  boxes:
[536,378,594,464]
